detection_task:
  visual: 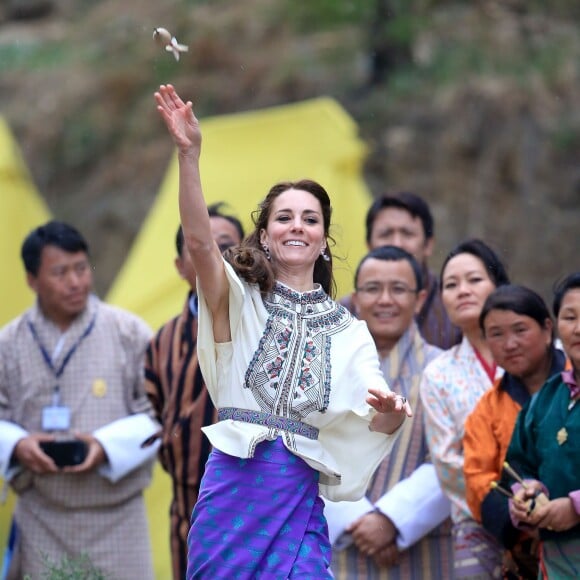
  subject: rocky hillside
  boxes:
[1,0,579,300]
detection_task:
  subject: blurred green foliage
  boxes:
[2,0,578,162]
[551,122,580,153]
[0,41,70,72]
[2,0,578,81]
[281,0,372,31]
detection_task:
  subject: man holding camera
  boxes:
[0,221,159,580]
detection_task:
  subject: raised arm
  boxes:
[154,84,230,340]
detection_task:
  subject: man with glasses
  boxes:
[325,245,452,579]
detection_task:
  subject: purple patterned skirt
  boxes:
[186,438,332,579]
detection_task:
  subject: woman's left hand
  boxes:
[535,497,580,532]
[367,388,412,434]
[62,433,106,474]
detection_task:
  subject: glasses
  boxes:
[356,282,418,300]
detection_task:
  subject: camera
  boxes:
[40,440,88,467]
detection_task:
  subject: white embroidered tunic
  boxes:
[197,262,401,502]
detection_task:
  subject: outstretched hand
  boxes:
[154,84,201,158]
[367,388,413,416]
[367,387,412,435]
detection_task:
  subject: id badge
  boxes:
[42,405,71,431]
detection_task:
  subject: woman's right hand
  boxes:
[509,480,545,527]
[154,84,201,158]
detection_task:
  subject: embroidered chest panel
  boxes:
[244,283,351,420]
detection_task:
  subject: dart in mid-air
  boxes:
[153,27,188,62]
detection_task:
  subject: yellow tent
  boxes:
[0,117,51,327]
[0,116,51,566]
[107,96,372,578]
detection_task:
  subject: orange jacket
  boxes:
[463,379,522,523]
[464,350,570,525]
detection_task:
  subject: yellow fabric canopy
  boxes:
[0,117,51,327]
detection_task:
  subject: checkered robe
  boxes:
[0,295,156,580]
[145,294,216,580]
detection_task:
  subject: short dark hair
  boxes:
[21,220,89,276]
[208,202,245,242]
[365,191,434,245]
[440,238,510,290]
[480,284,553,341]
[175,202,245,256]
[355,245,424,291]
[553,272,580,318]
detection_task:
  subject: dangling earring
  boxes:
[321,248,330,262]
[262,244,271,261]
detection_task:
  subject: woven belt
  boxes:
[218,407,319,440]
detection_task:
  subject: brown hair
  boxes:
[224,179,336,296]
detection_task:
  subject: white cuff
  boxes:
[374,463,451,550]
[94,414,160,483]
[323,496,374,547]
[0,421,28,480]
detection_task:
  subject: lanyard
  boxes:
[27,312,97,404]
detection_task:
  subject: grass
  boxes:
[22,552,109,580]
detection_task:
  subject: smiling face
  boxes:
[27,245,93,329]
[353,257,425,355]
[484,309,552,380]
[441,253,497,332]
[557,288,580,372]
[259,188,326,281]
